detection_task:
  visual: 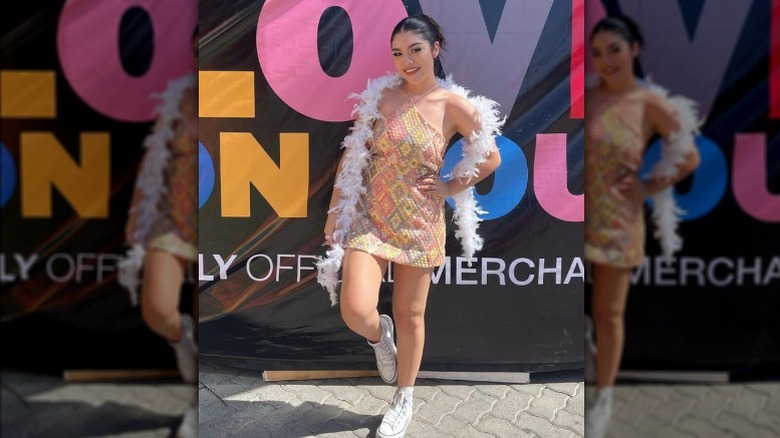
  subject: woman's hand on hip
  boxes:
[418,175,451,198]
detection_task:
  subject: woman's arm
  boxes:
[421,94,501,197]
[323,151,346,245]
[642,92,701,196]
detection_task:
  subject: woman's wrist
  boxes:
[441,180,454,197]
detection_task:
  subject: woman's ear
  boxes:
[631,41,640,58]
[432,41,441,59]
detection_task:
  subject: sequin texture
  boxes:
[344,101,447,267]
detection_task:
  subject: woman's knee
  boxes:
[141,294,176,327]
[592,305,624,333]
[393,308,425,333]
[339,296,374,327]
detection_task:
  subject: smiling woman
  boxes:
[315,13,504,438]
[584,14,701,438]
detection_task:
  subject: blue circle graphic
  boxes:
[441,136,528,220]
[1,143,17,208]
[641,135,728,220]
[199,142,215,208]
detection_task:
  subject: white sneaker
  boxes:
[170,314,198,384]
[176,404,197,438]
[585,386,613,438]
[368,314,397,384]
[585,315,597,384]
[377,387,413,438]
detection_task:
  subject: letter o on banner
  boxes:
[257,0,407,122]
[58,0,196,122]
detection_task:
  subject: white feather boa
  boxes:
[315,72,504,306]
[117,73,196,306]
[586,75,702,262]
[645,80,702,261]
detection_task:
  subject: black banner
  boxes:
[199,0,585,371]
[588,0,780,376]
[1,0,197,371]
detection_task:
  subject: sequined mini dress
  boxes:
[344,98,447,267]
[125,86,198,261]
[584,90,647,268]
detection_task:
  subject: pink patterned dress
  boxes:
[584,89,647,268]
[125,86,198,261]
[344,100,447,267]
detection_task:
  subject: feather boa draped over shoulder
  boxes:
[586,75,703,262]
[117,73,196,306]
[644,79,702,261]
[315,72,505,306]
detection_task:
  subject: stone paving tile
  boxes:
[489,387,536,423]
[515,410,568,437]
[436,416,495,437]
[448,389,497,424]
[414,390,463,427]
[407,418,456,437]
[526,386,570,419]
[552,407,583,435]
[474,415,531,438]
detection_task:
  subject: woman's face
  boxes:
[591,30,639,85]
[391,31,439,85]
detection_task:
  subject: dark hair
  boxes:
[590,14,644,48]
[391,14,446,51]
[391,15,446,77]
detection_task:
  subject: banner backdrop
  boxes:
[587,0,780,376]
[1,1,197,371]
[199,0,585,371]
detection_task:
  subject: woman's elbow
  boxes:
[487,150,501,173]
[684,148,701,174]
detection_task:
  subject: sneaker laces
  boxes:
[375,338,395,365]
[383,390,412,429]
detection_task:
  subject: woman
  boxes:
[316,15,502,438]
[585,15,701,438]
[119,28,199,438]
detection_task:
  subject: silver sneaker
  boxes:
[176,404,197,438]
[368,314,397,384]
[585,386,613,438]
[377,388,413,438]
[585,315,597,384]
[170,314,198,384]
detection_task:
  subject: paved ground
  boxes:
[4,365,778,437]
[606,383,780,438]
[1,368,195,437]
[198,358,585,438]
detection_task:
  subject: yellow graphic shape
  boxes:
[1,71,56,118]
[199,71,255,118]
[220,132,308,218]
[21,132,110,218]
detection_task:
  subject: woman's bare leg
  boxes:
[392,264,433,388]
[140,249,187,342]
[340,249,388,342]
[591,263,632,387]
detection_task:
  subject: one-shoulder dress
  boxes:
[344,98,447,267]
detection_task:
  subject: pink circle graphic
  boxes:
[257,0,407,122]
[58,0,196,122]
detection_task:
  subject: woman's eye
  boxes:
[412,48,421,53]
[392,52,401,57]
